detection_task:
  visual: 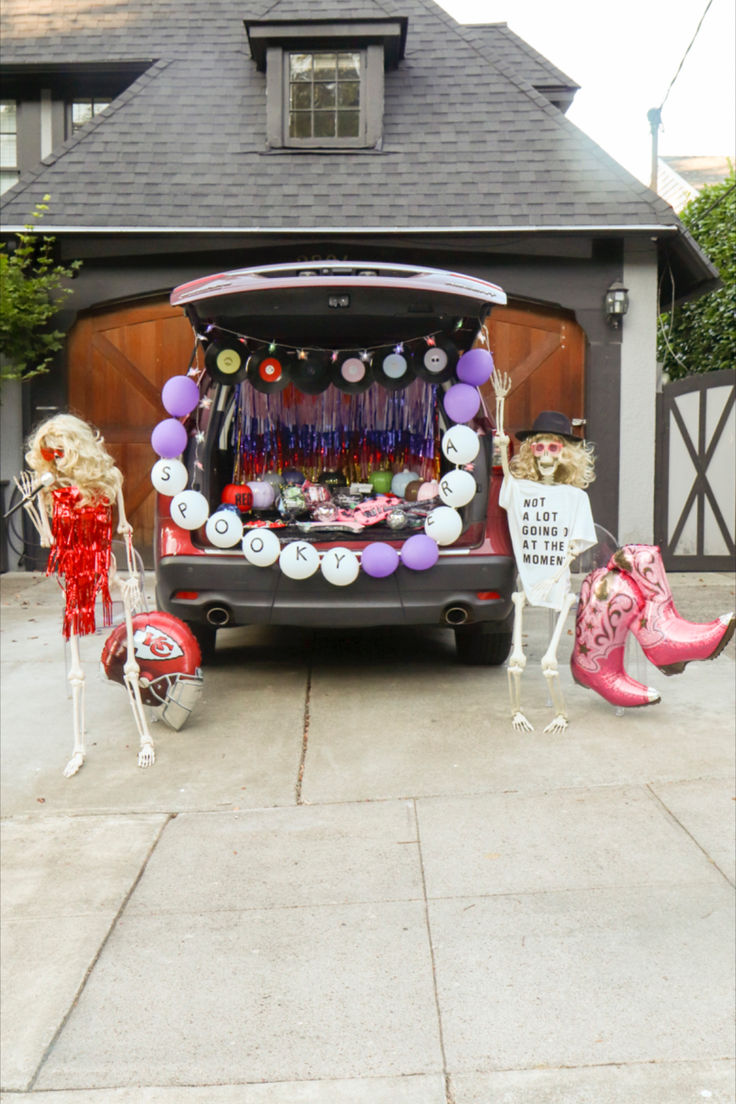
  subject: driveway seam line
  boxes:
[27,813,174,1091]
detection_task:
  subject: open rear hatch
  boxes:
[169,262,506,549]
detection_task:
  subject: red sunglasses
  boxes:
[40,446,64,461]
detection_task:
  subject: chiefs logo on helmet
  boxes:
[101,611,202,730]
[133,624,185,663]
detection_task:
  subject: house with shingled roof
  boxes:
[0,0,719,556]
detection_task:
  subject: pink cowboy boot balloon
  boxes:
[612,545,735,675]
[571,568,661,708]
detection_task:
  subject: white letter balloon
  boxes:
[205,510,243,548]
[425,505,463,545]
[321,546,360,586]
[439,468,477,508]
[441,424,480,466]
[279,541,320,580]
[242,528,281,566]
[170,490,210,530]
[151,458,189,496]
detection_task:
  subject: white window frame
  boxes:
[0,99,19,194]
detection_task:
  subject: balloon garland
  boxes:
[150,345,495,586]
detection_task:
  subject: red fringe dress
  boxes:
[47,486,113,639]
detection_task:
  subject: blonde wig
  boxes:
[26,413,123,505]
[509,433,596,489]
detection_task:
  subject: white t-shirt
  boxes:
[499,476,597,609]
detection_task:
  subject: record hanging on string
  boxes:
[414,335,458,384]
[246,348,291,394]
[330,352,374,395]
[291,352,331,395]
[205,339,249,385]
[373,346,417,391]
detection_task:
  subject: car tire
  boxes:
[188,622,217,665]
[454,623,512,666]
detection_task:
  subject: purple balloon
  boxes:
[444,383,481,425]
[151,418,188,458]
[401,533,439,571]
[456,347,494,387]
[361,542,400,578]
[162,375,200,417]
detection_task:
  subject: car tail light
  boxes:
[174,591,199,600]
[476,590,501,601]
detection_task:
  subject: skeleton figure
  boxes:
[492,373,597,733]
[19,413,155,776]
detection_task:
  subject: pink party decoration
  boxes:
[443,383,481,424]
[401,533,439,571]
[456,347,494,386]
[162,375,200,417]
[361,542,400,578]
[151,418,188,458]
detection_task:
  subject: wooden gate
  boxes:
[654,369,735,571]
[67,299,195,550]
[480,302,586,438]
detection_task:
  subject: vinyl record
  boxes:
[414,335,458,384]
[205,339,248,385]
[330,352,374,395]
[246,348,291,394]
[373,346,417,391]
[291,352,331,395]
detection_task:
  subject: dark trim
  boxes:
[245,18,407,72]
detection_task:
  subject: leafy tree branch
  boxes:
[0,196,82,383]
[658,170,735,380]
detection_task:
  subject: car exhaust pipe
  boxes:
[206,605,231,627]
[444,605,470,626]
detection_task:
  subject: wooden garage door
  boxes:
[67,296,585,549]
[68,299,195,550]
[481,302,586,438]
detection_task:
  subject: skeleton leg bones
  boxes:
[64,632,86,777]
[507,590,533,732]
[112,574,156,768]
[541,591,576,734]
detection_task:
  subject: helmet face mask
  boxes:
[101,612,203,730]
[145,671,203,730]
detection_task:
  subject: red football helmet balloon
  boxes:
[101,611,203,730]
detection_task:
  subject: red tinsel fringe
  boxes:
[47,487,113,639]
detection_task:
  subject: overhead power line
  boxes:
[659,0,714,110]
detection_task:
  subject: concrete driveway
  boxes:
[1,568,734,1103]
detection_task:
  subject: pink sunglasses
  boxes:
[530,440,563,457]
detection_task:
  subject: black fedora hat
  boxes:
[516,411,580,442]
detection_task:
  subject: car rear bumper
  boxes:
[156,552,515,630]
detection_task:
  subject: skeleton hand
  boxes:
[14,471,54,546]
[137,741,155,768]
[492,371,512,400]
[527,577,556,604]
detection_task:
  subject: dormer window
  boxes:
[245,18,407,151]
[289,51,361,142]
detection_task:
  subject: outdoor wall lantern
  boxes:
[604,280,630,328]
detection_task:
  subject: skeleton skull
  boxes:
[530,435,564,483]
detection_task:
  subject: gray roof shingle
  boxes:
[0,0,680,231]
